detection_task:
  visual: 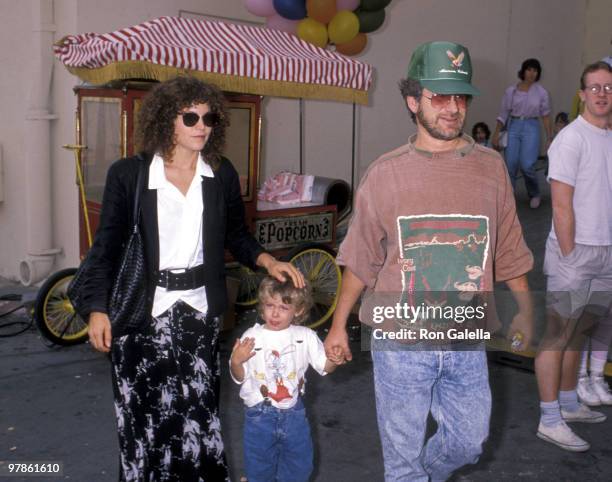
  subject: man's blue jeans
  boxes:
[504,118,541,198]
[372,346,491,481]
[243,398,313,482]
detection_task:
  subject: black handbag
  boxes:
[68,161,148,337]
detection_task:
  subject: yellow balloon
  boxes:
[297,18,328,49]
[328,10,359,45]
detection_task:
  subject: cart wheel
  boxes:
[227,265,267,307]
[289,245,341,329]
[34,268,89,346]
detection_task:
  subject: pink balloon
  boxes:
[244,0,277,17]
[336,0,360,11]
[266,14,299,34]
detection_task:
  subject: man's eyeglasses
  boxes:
[422,93,470,109]
[584,84,612,95]
[179,111,220,127]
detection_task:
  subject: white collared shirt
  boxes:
[148,153,214,317]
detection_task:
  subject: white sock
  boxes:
[590,353,607,377]
[578,349,589,378]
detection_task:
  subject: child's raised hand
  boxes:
[231,337,256,364]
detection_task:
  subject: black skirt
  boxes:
[110,300,229,482]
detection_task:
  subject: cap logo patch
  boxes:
[446,50,465,68]
[439,50,468,76]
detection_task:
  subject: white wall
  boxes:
[1,0,608,281]
[0,1,36,279]
[583,0,612,64]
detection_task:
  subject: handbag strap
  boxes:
[132,158,145,229]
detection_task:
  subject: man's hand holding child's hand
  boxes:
[327,346,345,365]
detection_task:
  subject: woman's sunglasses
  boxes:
[180,111,220,128]
[422,93,471,109]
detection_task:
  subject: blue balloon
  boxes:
[273,0,306,21]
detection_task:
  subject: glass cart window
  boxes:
[80,97,122,204]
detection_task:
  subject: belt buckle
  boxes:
[172,268,187,290]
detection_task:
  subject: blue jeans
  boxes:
[372,346,491,481]
[243,398,313,482]
[504,118,541,198]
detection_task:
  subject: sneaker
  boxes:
[590,376,612,405]
[577,376,601,406]
[561,403,607,423]
[536,421,590,452]
[529,196,541,209]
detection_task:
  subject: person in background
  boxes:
[472,121,492,147]
[535,61,612,452]
[492,58,553,209]
[553,112,569,137]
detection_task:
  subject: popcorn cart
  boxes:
[36,16,372,345]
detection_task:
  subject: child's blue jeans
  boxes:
[243,398,313,482]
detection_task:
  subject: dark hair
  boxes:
[136,76,229,166]
[257,277,313,325]
[471,122,490,140]
[580,61,612,90]
[518,58,542,81]
[554,112,569,125]
[399,78,423,123]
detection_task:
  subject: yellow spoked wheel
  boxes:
[34,268,89,345]
[289,246,341,329]
[227,265,267,307]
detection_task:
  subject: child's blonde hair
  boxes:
[257,276,313,325]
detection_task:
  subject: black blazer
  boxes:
[81,153,264,321]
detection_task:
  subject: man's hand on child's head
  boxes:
[231,337,256,364]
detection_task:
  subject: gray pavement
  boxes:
[2,168,612,481]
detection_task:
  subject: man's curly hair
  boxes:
[136,76,229,167]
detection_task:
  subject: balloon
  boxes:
[266,14,300,33]
[356,8,385,33]
[360,0,391,11]
[335,32,367,56]
[328,10,359,44]
[244,0,277,17]
[296,18,328,48]
[273,0,307,20]
[306,0,337,24]
[336,0,360,11]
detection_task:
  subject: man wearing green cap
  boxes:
[325,41,533,480]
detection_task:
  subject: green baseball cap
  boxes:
[407,41,480,96]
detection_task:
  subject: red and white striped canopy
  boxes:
[54,16,373,104]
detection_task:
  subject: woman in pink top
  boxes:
[492,58,553,208]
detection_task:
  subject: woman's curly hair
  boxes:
[136,76,229,167]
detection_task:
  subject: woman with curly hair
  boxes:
[83,76,303,481]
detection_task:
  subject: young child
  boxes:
[553,111,569,137]
[230,277,339,482]
[471,121,492,147]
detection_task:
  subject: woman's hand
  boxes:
[89,312,112,353]
[491,131,501,151]
[256,253,305,288]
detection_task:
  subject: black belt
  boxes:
[510,115,538,120]
[156,264,207,291]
